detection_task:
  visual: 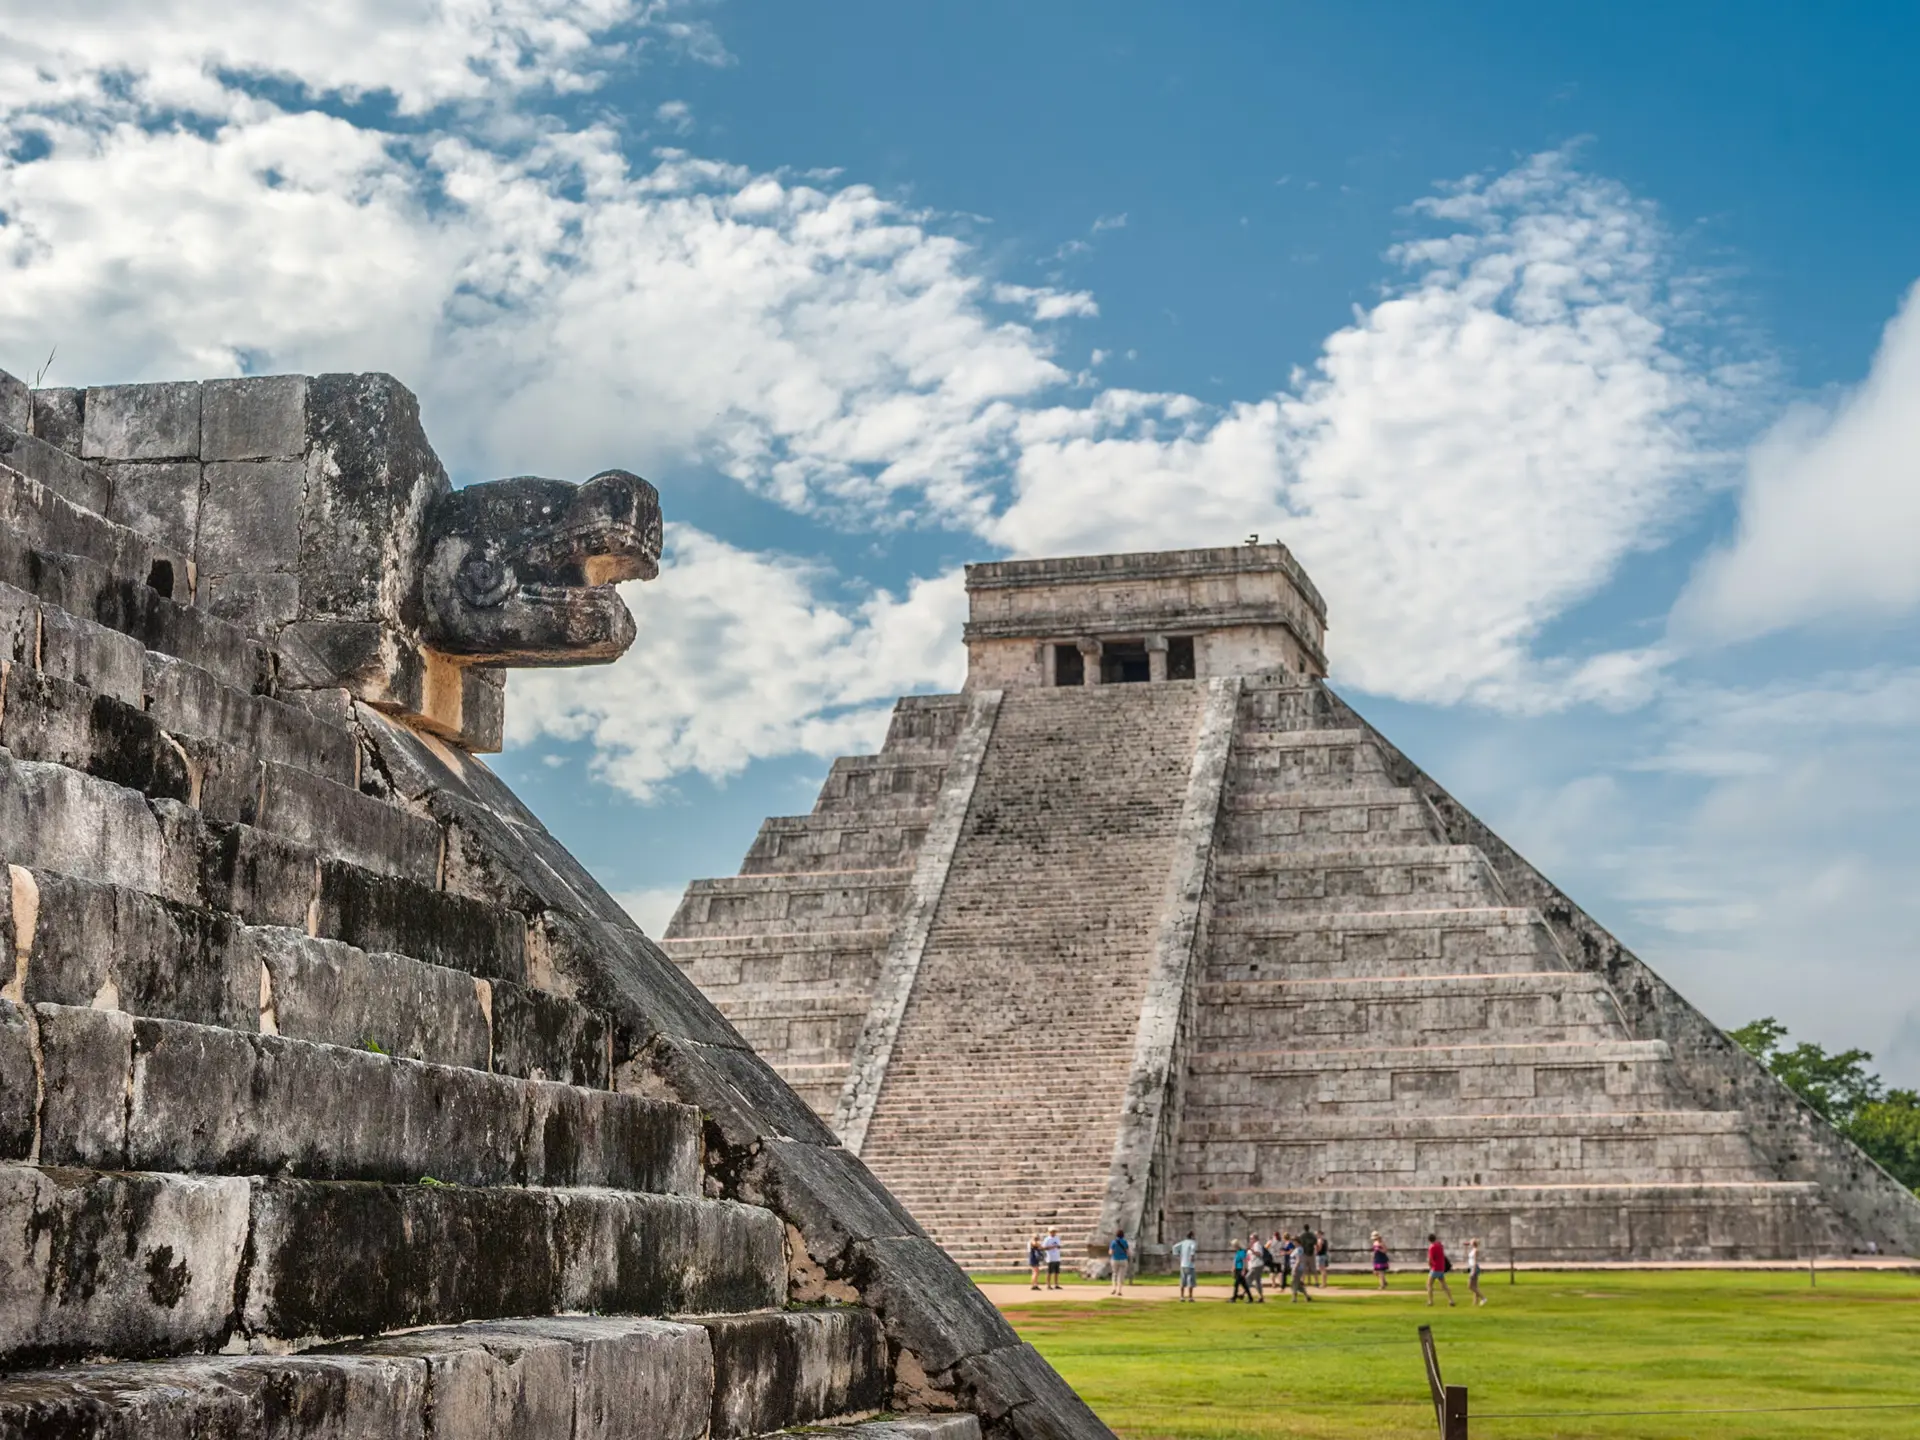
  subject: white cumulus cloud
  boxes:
[1674,281,1920,643]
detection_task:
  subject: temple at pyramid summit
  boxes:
[0,365,1105,1438]
[664,543,1920,1271]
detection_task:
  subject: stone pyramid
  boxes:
[665,546,1920,1271]
[0,367,1105,1439]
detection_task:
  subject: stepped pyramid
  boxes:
[666,545,1920,1271]
[0,366,1106,1438]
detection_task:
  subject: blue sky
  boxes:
[3,1,1918,1080]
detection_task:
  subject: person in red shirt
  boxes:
[1425,1233,1456,1308]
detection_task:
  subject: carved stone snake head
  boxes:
[419,469,662,665]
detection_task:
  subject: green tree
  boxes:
[1730,1018,1920,1192]
[1848,1090,1920,1191]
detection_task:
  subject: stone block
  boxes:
[34,1004,134,1168]
[490,978,609,1087]
[700,1308,890,1438]
[105,461,201,554]
[0,1164,250,1367]
[34,608,146,707]
[354,1326,573,1440]
[242,1180,561,1340]
[0,668,195,805]
[0,424,111,515]
[145,651,357,786]
[472,1317,714,1440]
[315,859,526,982]
[251,927,490,1070]
[0,755,196,904]
[521,1079,699,1193]
[27,388,83,454]
[562,1190,787,1315]
[739,1139,926,1267]
[81,382,202,461]
[19,872,250,1027]
[241,1182,784,1342]
[0,1006,34,1162]
[0,373,26,433]
[195,824,313,927]
[205,571,300,633]
[255,761,440,885]
[0,1353,427,1439]
[93,579,269,696]
[198,458,304,571]
[849,1236,1017,1375]
[124,1019,524,1185]
[200,375,307,462]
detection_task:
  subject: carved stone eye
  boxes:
[455,554,515,608]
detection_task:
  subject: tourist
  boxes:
[1027,1235,1044,1291]
[1289,1238,1314,1303]
[1108,1230,1131,1295]
[1426,1233,1456,1308]
[1246,1233,1266,1302]
[1371,1232,1390,1289]
[1297,1224,1318,1289]
[1467,1238,1487,1307]
[1174,1230,1199,1302]
[1315,1229,1331,1287]
[1230,1241,1252,1302]
[1043,1228,1063,1289]
[1279,1231,1294,1289]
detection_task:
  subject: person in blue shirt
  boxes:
[1108,1230,1131,1295]
[1231,1242,1252,1302]
[1173,1231,1199,1302]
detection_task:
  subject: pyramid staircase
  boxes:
[0,372,1106,1439]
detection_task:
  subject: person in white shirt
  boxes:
[1173,1231,1199,1301]
[1041,1229,1063,1290]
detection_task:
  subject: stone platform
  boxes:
[0,366,1107,1439]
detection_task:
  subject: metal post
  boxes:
[1443,1385,1469,1440]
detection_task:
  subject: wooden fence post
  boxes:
[1418,1326,1467,1436]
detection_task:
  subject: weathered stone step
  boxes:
[742,812,937,875]
[2,577,354,785]
[4,865,604,1085]
[1218,788,1438,850]
[801,1417,981,1440]
[877,692,973,753]
[0,445,159,585]
[1195,971,1623,1046]
[0,470,267,694]
[1175,1109,1771,1190]
[668,872,912,938]
[0,756,526,978]
[1203,907,1563,979]
[1167,1180,1841,1265]
[0,422,113,515]
[1210,846,1504,914]
[3,1000,690,1191]
[0,1307,892,1439]
[812,755,950,814]
[0,669,401,869]
[1184,1039,1679,1116]
[0,1163,784,1366]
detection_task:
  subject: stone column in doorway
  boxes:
[1146,634,1169,683]
[1078,637,1103,685]
[1042,641,1059,687]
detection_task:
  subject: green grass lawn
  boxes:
[988,1270,1920,1439]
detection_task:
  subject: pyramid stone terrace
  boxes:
[0,365,1106,1439]
[664,539,1920,1272]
